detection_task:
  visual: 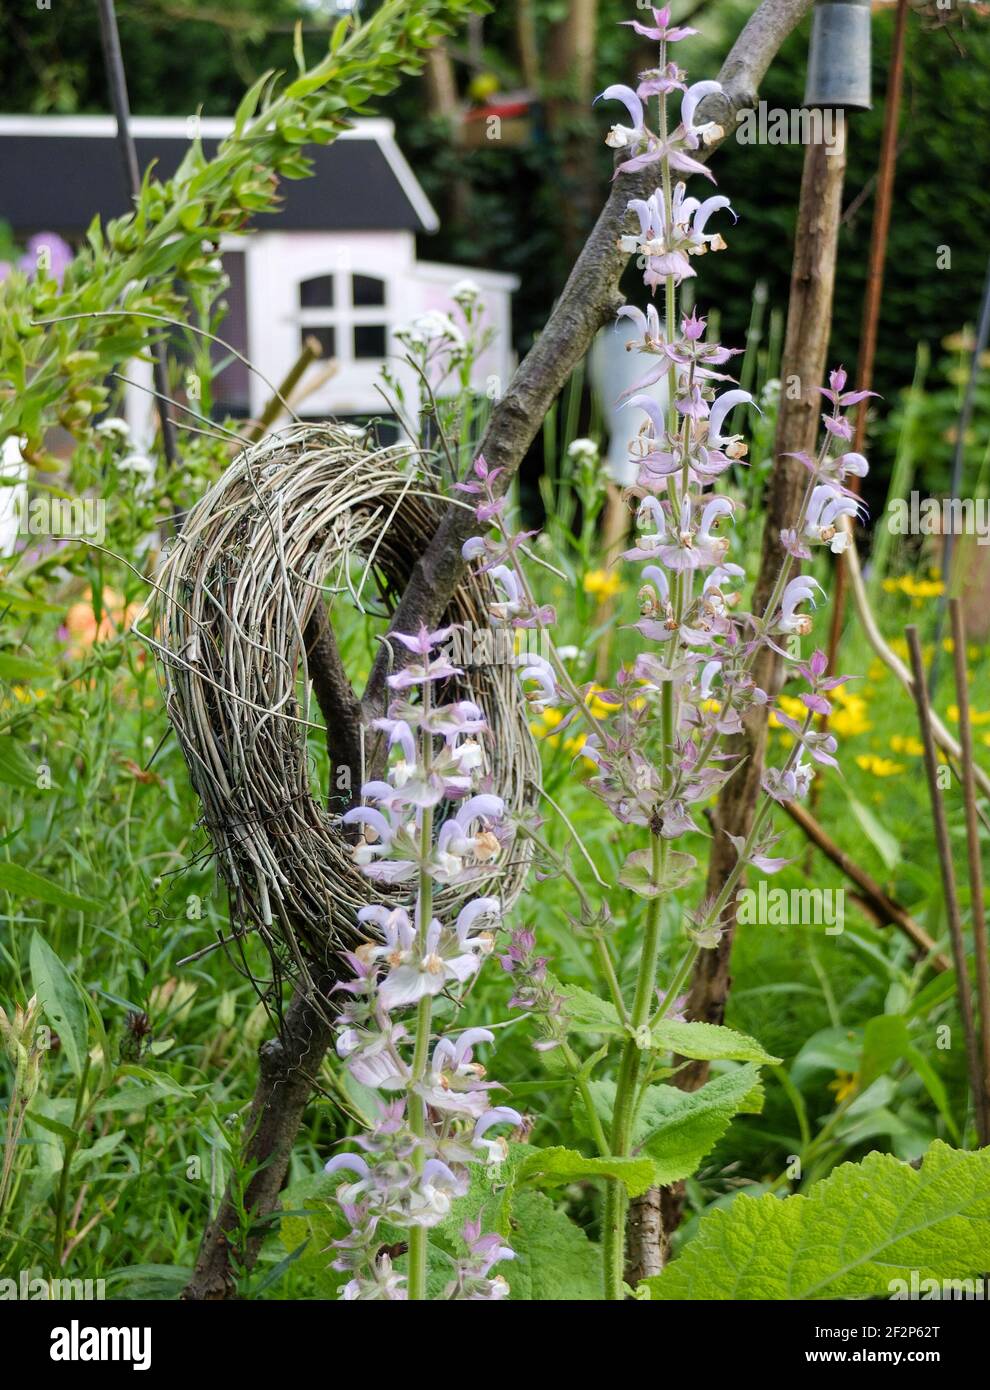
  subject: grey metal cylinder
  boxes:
[803,0,873,112]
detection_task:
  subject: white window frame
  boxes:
[296,269,391,369]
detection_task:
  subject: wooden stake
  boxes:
[246,335,324,444]
[652,133,848,1266]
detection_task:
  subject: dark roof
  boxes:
[0,119,437,236]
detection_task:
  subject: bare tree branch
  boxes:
[305,605,364,802]
[363,0,816,715]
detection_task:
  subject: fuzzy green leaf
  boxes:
[652,1017,780,1065]
[618,848,695,898]
[644,1141,990,1300]
[506,1191,603,1301]
[558,979,624,1038]
[635,1066,765,1185]
[514,1145,656,1197]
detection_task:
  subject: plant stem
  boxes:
[651,942,700,1027]
[407,698,435,1301]
[53,1053,90,1267]
[407,992,432,1300]
[603,835,664,1299]
[562,1042,611,1157]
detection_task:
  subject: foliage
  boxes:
[0,0,490,454]
[644,1141,990,1299]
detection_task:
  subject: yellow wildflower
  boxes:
[831,701,871,738]
[769,694,805,730]
[889,734,925,757]
[826,683,872,738]
[881,574,945,601]
[10,685,47,704]
[947,704,990,726]
[855,754,904,777]
[585,685,620,719]
[828,1071,858,1104]
[583,569,621,601]
[530,706,565,747]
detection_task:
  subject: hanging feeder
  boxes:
[804,0,873,111]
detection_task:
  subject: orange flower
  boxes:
[64,588,139,658]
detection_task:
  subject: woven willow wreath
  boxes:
[142,425,539,1007]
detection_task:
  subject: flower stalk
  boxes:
[463,4,871,1294]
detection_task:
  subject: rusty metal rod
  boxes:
[97,0,180,474]
[906,623,985,1145]
[949,599,990,1145]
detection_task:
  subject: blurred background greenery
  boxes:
[2,0,988,494]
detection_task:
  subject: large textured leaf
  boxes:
[575,1068,764,1188]
[618,848,695,898]
[558,982,779,1069]
[652,1017,780,1065]
[513,1145,655,1197]
[635,1066,765,1185]
[506,1191,603,1301]
[644,1142,990,1300]
[558,980,624,1039]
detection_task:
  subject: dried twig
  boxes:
[245,336,324,444]
[781,799,949,972]
[841,517,990,799]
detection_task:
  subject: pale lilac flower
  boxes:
[19,231,74,286]
[763,759,815,804]
[435,800,505,881]
[472,1107,522,1165]
[707,389,757,454]
[775,576,825,635]
[517,653,557,705]
[622,4,698,43]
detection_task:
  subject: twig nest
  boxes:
[144,425,538,1002]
